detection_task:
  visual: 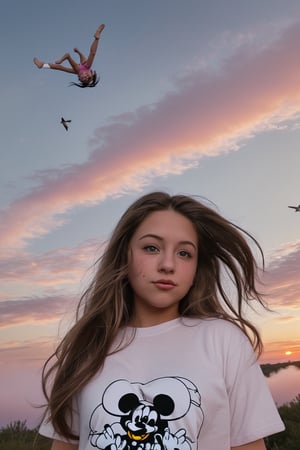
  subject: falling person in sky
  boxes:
[288,204,300,212]
[60,117,71,131]
[33,24,105,88]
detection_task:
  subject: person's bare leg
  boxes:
[73,48,87,64]
[33,57,44,68]
[85,24,105,67]
[47,63,77,73]
[94,24,105,40]
[55,53,79,72]
[33,56,77,73]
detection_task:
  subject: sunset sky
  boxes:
[1,0,300,428]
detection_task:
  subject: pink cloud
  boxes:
[1,23,300,250]
[1,239,299,331]
[263,240,300,309]
[0,239,101,286]
[0,295,75,328]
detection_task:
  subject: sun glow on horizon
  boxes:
[285,351,293,356]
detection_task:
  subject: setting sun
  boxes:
[285,351,293,356]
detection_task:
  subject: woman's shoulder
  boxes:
[183,316,244,332]
[182,316,250,344]
[184,317,256,366]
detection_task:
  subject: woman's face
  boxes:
[127,209,198,327]
[79,70,92,84]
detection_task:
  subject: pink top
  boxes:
[78,61,93,78]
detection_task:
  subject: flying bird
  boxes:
[60,117,72,131]
[288,205,300,212]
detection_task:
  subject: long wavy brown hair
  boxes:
[41,191,267,440]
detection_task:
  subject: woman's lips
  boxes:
[153,279,176,289]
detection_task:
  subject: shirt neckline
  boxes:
[127,317,187,337]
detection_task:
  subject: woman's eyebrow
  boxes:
[138,234,197,250]
[139,233,162,241]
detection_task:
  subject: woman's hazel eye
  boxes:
[179,250,191,258]
[144,245,158,252]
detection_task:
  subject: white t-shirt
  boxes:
[39,317,285,450]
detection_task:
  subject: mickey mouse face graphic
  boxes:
[118,391,175,442]
[89,377,204,450]
[126,401,158,440]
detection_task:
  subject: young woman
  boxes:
[39,191,285,450]
[33,24,105,88]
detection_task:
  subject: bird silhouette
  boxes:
[288,205,300,212]
[60,117,72,131]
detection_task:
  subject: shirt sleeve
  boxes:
[39,397,80,444]
[222,323,285,447]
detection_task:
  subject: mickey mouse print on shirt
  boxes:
[88,377,204,450]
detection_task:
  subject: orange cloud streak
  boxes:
[260,339,300,363]
[0,338,55,366]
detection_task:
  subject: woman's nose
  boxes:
[158,252,175,273]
